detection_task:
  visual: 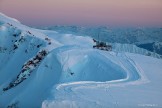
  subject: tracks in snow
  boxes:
[52,51,147,108]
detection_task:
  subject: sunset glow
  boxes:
[0,0,162,26]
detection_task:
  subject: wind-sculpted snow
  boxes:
[50,46,127,82]
[0,13,162,108]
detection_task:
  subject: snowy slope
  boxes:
[0,13,162,108]
[42,54,162,108]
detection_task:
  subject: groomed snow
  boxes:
[42,54,162,108]
[0,13,162,108]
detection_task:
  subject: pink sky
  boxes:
[0,0,162,26]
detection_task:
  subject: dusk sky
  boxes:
[0,0,162,27]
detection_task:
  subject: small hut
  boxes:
[93,39,112,51]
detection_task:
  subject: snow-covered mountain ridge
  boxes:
[38,25,162,56]
[0,13,162,108]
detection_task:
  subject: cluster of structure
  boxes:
[93,39,112,51]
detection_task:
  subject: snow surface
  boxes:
[0,13,162,108]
